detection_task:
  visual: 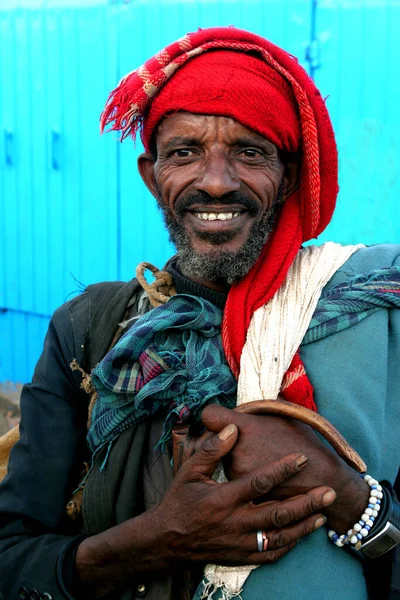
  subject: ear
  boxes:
[282,159,301,200]
[138,152,158,199]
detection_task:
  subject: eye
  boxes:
[240,148,264,158]
[170,148,194,158]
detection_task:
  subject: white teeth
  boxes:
[194,212,241,221]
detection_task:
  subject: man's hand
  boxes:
[201,404,370,533]
[74,424,335,599]
[152,423,335,565]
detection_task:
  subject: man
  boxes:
[0,27,399,600]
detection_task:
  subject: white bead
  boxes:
[377,491,383,499]
[369,497,377,504]
[361,514,370,522]
[370,490,379,497]
[365,508,373,515]
[376,485,382,491]
[350,535,359,544]
[328,530,335,539]
[366,520,374,527]
[369,479,378,486]
[335,539,345,547]
[372,510,378,517]
[360,528,369,537]
[353,523,362,532]
[347,529,354,536]
[375,504,381,511]
[364,475,372,482]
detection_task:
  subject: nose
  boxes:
[194,151,240,198]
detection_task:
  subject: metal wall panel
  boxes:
[0,6,120,383]
[314,0,400,246]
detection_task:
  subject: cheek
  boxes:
[155,166,191,211]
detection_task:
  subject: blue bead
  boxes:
[370,517,375,521]
[368,504,374,509]
[376,499,381,504]
[371,485,378,489]
[365,525,371,531]
[359,520,365,526]
[357,533,363,540]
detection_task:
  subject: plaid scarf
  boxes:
[302,266,400,345]
[88,294,236,454]
[88,267,400,458]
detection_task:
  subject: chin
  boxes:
[177,244,260,285]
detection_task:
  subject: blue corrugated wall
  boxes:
[1,0,399,384]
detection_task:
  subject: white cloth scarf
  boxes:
[200,242,363,599]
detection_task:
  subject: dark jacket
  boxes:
[0,279,140,600]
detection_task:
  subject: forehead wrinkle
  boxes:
[156,114,277,153]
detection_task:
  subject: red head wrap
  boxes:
[141,50,301,154]
[101,27,338,395]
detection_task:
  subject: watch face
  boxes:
[361,522,400,559]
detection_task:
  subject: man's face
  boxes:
[139,112,297,286]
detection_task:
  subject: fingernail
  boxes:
[218,424,236,441]
[296,455,309,468]
[315,516,326,529]
[322,490,336,506]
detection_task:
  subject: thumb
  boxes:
[201,404,236,433]
[182,423,238,481]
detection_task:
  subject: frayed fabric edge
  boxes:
[196,577,243,600]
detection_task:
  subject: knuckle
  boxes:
[266,459,295,488]
[249,473,270,497]
[200,435,220,457]
[269,504,292,528]
[270,530,287,549]
[306,493,321,513]
[300,519,314,536]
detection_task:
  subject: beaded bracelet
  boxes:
[328,474,383,549]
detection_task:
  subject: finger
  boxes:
[201,404,237,432]
[252,513,326,553]
[231,453,310,502]
[179,424,238,481]
[257,487,336,529]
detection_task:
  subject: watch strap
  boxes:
[359,481,400,559]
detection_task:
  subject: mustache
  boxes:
[175,191,260,217]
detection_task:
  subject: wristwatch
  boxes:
[357,481,400,559]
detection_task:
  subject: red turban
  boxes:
[101,27,338,405]
[142,50,301,154]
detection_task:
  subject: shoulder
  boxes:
[51,278,142,370]
[326,244,400,288]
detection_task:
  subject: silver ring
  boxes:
[257,530,264,552]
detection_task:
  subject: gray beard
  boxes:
[156,187,283,285]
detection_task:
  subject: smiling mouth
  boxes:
[193,211,243,221]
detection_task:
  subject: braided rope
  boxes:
[136,262,177,308]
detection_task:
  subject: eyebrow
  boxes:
[161,134,276,152]
[162,136,200,150]
[233,136,275,150]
